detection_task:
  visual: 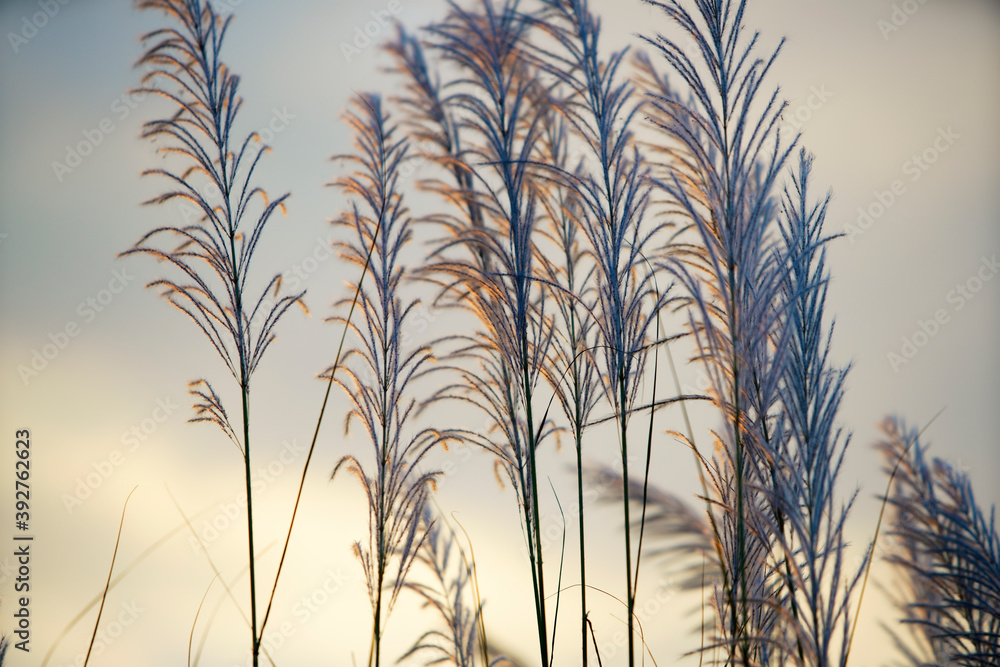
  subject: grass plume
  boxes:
[643,2,862,663]
[391,3,560,662]
[111,2,997,665]
[124,1,303,664]
[878,417,1000,666]
[329,93,446,667]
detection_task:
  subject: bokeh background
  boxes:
[1,0,998,665]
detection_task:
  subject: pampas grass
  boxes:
[389,3,560,662]
[529,2,674,661]
[641,1,863,663]
[878,417,1000,666]
[119,1,998,665]
[124,1,303,664]
[329,93,447,667]
[643,0,799,656]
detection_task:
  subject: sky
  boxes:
[0,0,998,665]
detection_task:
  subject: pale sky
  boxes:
[1,1,998,665]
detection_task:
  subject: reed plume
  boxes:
[878,417,1000,666]
[386,3,559,663]
[329,94,446,667]
[644,1,861,662]
[400,506,484,667]
[530,1,673,660]
[124,2,303,663]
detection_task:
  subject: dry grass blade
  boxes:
[83,486,136,667]
[165,486,271,664]
[188,575,218,667]
[41,501,222,667]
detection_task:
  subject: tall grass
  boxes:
[643,0,796,656]
[530,1,671,662]
[124,1,303,664]
[532,96,602,665]
[120,1,998,665]
[877,417,1000,666]
[387,3,560,663]
[330,94,446,667]
[641,0,863,662]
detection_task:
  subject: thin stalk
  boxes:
[619,370,635,666]
[83,487,137,667]
[721,66,750,661]
[633,300,660,600]
[371,579,383,667]
[227,185,259,666]
[239,383,258,666]
[567,307,588,667]
[632,253,663,617]
[522,338,549,667]
[564,274,588,667]
[729,283,750,666]
[371,210,393,667]
[548,479,568,662]
[714,31,749,660]
[575,418,588,667]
